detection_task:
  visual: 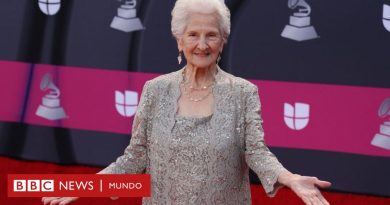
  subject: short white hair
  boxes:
[171,0,231,43]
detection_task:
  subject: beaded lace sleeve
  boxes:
[244,84,286,197]
[98,81,153,174]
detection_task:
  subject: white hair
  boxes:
[171,0,231,43]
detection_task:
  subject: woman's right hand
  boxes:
[42,197,79,205]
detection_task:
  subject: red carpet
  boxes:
[1,156,389,205]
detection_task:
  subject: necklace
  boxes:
[181,67,216,102]
[182,83,214,102]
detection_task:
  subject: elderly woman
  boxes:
[43,0,331,205]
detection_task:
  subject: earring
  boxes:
[217,53,221,64]
[177,51,182,65]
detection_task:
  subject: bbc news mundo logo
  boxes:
[8,174,150,197]
[14,180,54,192]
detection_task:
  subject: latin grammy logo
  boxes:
[281,0,319,41]
[110,0,144,32]
[35,73,68,120]
[383,4,390,32]
[371,98,390,150]
[38,0,61,16]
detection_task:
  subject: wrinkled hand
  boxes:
[287,174,331,205]
[42,197,79,205]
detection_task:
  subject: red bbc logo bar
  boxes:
[8,174,150,197]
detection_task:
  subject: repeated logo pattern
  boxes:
[371,98,390,150]
[384,4,390,32]
[283,102,310,130]
[38,0,61,16]
[281,0,319,41]
[111,0,144,32]
[115,90,138,117]
[35,73,68,120]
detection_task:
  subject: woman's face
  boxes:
[178,13,224,69]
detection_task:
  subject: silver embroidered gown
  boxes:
[99,67,286,205]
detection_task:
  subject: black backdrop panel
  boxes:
[228,0,390,88]
[1,0,389,87]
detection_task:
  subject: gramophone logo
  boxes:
[38,0,61,16]
[115,90,138,117]
[281,0,319,41]
[35,73,68,120]
[111,0,144,32]
[383,4,390,32]
[284,102,310,130]
[371,98,390,150]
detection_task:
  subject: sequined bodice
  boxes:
[147,112,255,205]
[166,115,213,204]
[99,67,285,205]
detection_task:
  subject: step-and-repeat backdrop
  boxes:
[0,0,389,197]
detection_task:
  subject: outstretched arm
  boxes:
[243,84,285,196]
[243,83,331,204]
[41,81,154,205]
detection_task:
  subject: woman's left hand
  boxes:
[279,171,331,205]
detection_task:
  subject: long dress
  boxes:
[99,67,286,205]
